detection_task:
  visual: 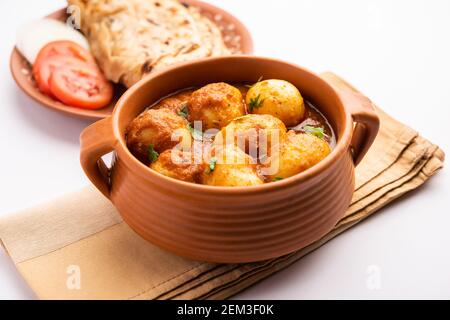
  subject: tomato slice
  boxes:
[49,64,113,109]
[33,41,98,96]
[33,56,85,96]
[32,40,112,108]
[34,40,96,70]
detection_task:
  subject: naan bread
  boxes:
[68,0,230,87]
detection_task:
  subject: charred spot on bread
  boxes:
[142,60,154,74]
[146,18,159,26]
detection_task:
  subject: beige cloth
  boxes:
[0,73,444,300]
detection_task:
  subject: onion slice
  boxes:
[16,18,89,64]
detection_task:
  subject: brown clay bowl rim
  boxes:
[9,0,254,120]
[112,55,353,194]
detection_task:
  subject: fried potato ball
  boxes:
[264,131,331,180]
[126,108,191,164]
[202,145,264,187]
[150,149,206,183]
[188,82,245,130]
[214,114,287,158]
[246,79,305,127]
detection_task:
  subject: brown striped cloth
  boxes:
[0,73,444,299]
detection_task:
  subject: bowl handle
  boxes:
[321,72,380,166]
[80,117,116,199]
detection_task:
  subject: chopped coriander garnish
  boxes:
[209,157,218,172]
[248,94,264,112]
[148,144,159,163]
[274,177,283,181]
[177,103,189,118]
[205,157,218,174]
[188,124,203,141]
[303,125,326,139]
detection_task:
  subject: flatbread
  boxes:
[68,0,230,87]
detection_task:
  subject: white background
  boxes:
[0,0,449,299]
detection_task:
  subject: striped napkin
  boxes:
[0,73,444,300]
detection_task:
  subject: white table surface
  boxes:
[0,0,449,300]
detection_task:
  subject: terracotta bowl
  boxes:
[80,56,379,263]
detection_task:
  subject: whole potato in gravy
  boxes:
[214,114,287,158]
[188,82,245,130]
[202,145,264,187]
[266,131,331,180]
[126,80,334,187]
[151,149,206,183]
[246,79,305,127]
[126,108,191,164]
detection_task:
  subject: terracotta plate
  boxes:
[10,0,253,120]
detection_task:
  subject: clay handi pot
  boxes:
[80,56,379,263]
